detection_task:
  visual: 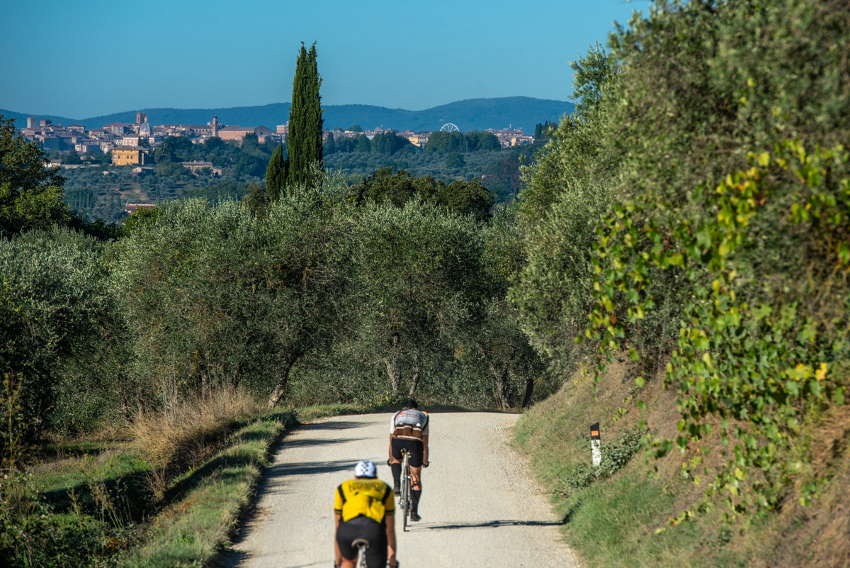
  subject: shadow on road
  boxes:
[299,420,368,431]
[214,456,359,566]
[421,519,565,530]
[211,548,247,568]
[280,437,358,448]
[269,457,359,477]
[214,550,327,568]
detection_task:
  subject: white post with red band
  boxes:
[590,422,602,467]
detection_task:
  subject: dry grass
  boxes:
[129,387,261,498]
[756,404,850,568]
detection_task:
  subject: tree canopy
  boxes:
[513,0,850,516]
[0,115,71,236]
[350,167,493,220]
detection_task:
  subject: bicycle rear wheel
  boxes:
[400,451,411,532]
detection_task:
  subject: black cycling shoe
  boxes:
[410,511,421,522]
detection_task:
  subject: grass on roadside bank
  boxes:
[515,363,850,567]
[116,412,293,568]
[2,400,372,568]
[128,387,262,500]
[117,402,365,567]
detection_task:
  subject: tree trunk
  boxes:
[384,332,402,395]
[384,357,401,395]
[489,362,511,410]
[191,348,209,399]
[408,366,420,398]
[521,377,535,408]
[267,357,298,408]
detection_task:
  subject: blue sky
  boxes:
[0,0,645,118]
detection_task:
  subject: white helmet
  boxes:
[354,460,377,478]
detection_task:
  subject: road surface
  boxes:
[219,411,579,567]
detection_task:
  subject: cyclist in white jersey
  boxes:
[387,398,429,521]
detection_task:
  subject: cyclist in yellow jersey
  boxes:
[388,398,429,521]
[334,460,398,568]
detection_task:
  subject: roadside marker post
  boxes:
[590,423,602,467]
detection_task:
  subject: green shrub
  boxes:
[0,512,109,568]
[0,473,116,568]
[559,429,644,493]
[516,0,850,516]
[0,228,125,450]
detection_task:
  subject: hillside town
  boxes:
[19,112,536,167]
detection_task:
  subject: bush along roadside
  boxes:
[0,471,126,568]
[587,144,850,517]
[556,429,644,494]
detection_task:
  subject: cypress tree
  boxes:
[265,144,287,201]
[355,134,372,153]
[324,132,336,155]
[286,43,323,186]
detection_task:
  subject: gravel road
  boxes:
[219,411,578,567]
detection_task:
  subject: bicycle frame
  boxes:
[400,449,412,532]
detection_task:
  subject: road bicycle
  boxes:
[398,449,412,532]
[352,538,369,568]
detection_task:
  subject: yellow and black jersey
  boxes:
[334,478,395,523]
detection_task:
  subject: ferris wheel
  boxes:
[439,122,461,133]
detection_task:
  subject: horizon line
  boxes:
[1,95,575,122]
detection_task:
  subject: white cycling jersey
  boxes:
[390,408,429,437]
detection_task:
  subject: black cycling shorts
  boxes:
[337,516,386,566]
[391,437,424,467]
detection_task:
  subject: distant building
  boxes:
[255,126,274,144]
[26,117,34,129]
[183,124,213,137]
[41,136,73,151]
[180,160,222,176]
[125,202,156,215]
[406,133,430,148]
[487,128,534,148]
[139,120,152,138]
[104,123,128,136]
[112,147,147,166]
[217,126,255,142]
[75,141,101,154]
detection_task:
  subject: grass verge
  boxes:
[117,403,365,567]
[515,362,850,567]
[3,401,380,567]
[116,411,294,567]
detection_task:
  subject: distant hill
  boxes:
[1,110,74,128]
[1,97,573,134]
